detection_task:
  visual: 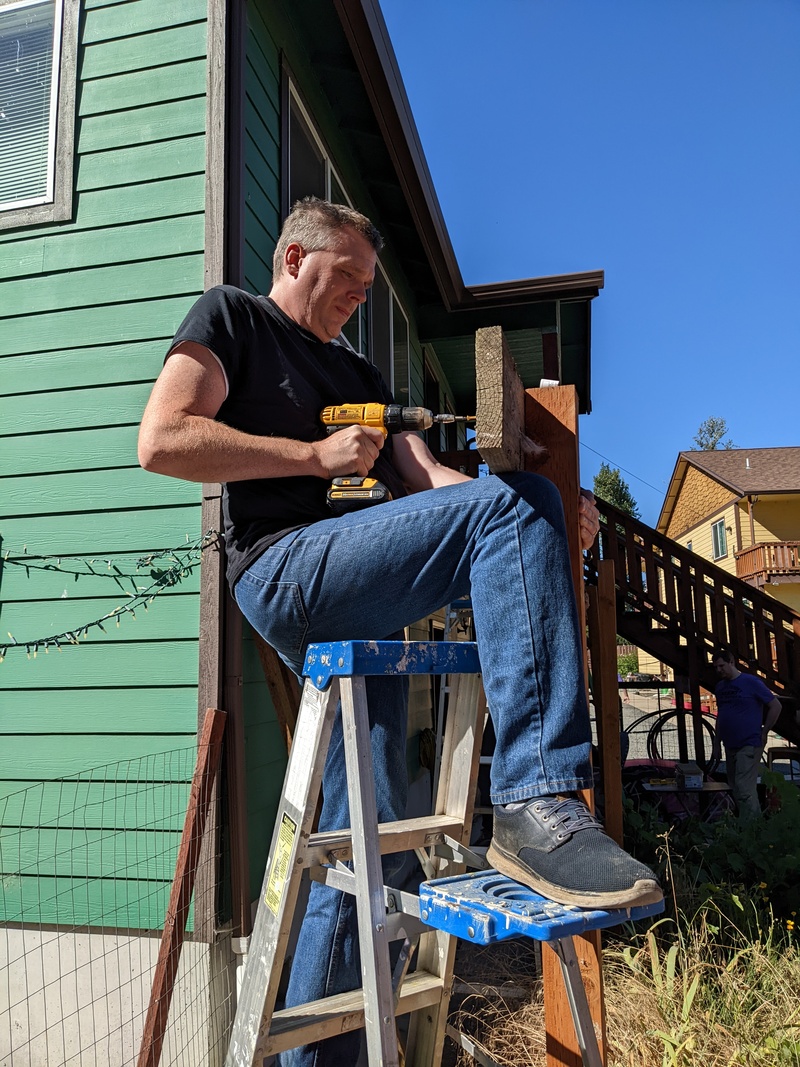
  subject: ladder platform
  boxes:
[418,870,665,945]
[303,640,480,689]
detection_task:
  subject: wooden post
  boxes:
[586,561,624,846]
[474,329,607,1065]
[137,707,227,1067]
[526,384,607,1067]
[253,633,302,750]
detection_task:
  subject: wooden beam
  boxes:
[525,384,607,1067]
[195,494,226,943]
[253,634,302,750]
[475,325,543,472]
[137,707,227,1067]
[587,561,624,846]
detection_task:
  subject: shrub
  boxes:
[617,650,639,677]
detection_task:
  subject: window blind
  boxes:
[0,0,57,211]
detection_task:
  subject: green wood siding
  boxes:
[244,2,281,298]
[0,0,208,930]
[241,4,287,901]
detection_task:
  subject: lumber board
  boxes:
[0,688,197,735]
[525,384,607,1067]
[1,826,184,882]
[137,707,225,1067]
[475,325,525,471]
[79,60,207,118]
[0,383,152,434]
[2,467,199,518]
[587,562,624,846]
[0,779,190,828]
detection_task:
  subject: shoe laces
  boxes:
[530,796,602,842]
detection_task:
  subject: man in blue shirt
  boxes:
[712,649,782,820]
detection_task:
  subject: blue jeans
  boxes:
[234,472,592,1066]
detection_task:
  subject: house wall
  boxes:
[671,490,800,614]
[665,465,734,540]
[0,0,210,929]
[750,495,800,614]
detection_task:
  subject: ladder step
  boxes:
[304,640,480,688]
[305,814,465,866]
[418,871,665,945]
[265,969,445,1055]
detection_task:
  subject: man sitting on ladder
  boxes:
[139,197,662,1067]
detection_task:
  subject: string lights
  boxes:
[0,531,220,662]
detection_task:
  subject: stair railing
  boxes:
[586,500,800,700]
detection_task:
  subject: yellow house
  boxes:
[657,447,800,614]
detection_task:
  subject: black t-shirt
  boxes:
[168,285,407,587]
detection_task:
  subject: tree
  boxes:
[593,462,640,518]
[693,416,736,451]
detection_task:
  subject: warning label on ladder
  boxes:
[265,812,297,914]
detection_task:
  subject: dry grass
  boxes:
[446,916,800,1067]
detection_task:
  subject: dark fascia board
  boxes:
[334,0,603,317]
[334,0,464,309]
[466,271,604,307]
[657,454,689,534]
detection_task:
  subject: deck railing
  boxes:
[735,541,800,585]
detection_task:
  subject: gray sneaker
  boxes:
[486,795,663,909]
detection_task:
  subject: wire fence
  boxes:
[0,747,233,1067]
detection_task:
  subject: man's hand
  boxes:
[311,425,384,478]
[578,489,600,551]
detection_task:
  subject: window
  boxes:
[0,0,78,229]
[285,80,410,398]
[711,519,727,560]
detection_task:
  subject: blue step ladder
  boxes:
[225,640,663,1067]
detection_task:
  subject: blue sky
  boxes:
[379,0,800,526]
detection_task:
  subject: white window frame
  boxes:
[711,518,728,561]
[0,0,79,229]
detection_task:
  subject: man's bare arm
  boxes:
[762,697,783,744]
[391,432,471,492]
[138,342,384,483]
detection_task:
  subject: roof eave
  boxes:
[334,0,605,318]
[334,0,466,310]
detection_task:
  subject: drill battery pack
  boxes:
[326,476,392,514]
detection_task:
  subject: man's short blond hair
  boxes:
[272,197,383,277]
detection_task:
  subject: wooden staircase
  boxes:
[585,500,800,747]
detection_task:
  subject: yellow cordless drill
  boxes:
[320,402,474,513]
